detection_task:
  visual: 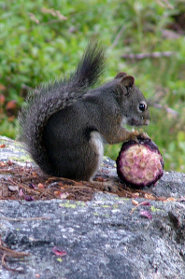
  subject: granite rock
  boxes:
[0,136,185,279]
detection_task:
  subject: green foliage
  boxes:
[0,0,184,172]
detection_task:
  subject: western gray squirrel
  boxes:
[19,42,150,181]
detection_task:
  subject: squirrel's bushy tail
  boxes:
[19,42,104,175]
[73,42,104,87]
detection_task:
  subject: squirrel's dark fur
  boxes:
[19,42,150,181]
[19,43,104,177]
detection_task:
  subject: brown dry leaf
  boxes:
[144,193,156,200]
[132,193,140,198]
[54,190,61,196]
[165,197,177,202]
[32,172,38,178]
[0,94,5,105]
[0,144,6,148]
[6,100,17,111]
[38,183,44,189]
[0,84,6,91]
[8,116,15,122]
[132,199,139,206]
[95,177,107,182]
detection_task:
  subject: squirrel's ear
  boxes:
[115,72,127,79]
[120,75,135,87]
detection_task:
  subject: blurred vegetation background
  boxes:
[0,0,184,172]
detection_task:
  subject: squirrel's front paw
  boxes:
[128,130,150,142]
[137,131,150,140]
[128,130,140,142]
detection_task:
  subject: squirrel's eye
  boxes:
[139,102,146,112]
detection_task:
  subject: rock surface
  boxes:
[0,136,185,279]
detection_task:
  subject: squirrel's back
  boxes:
[19,42,105,175]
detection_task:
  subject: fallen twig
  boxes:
[0,216,50,222]
[121,51,175,60]
[0,237,29,272]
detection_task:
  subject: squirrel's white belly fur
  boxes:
[89,131,104,179]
